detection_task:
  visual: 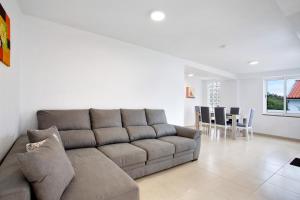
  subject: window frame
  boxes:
[263,75,300,117]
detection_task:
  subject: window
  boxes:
[264,77,300,116]
[208,81,220,108]
[266,79,284,112]
[286,78,300,114]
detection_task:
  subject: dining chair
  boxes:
[214,107,231,138]
[237,108,255,139]
[227,107,240,124]
[230,107,240,115]
[200,106,211,134]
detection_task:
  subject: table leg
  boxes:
[232,115,237,139]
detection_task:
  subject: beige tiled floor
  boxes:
[137,132,300,200]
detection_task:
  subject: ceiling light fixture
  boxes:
[150,11,166,21]
[188,74,194,77]
[248,61,259,65]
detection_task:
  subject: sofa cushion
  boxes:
[0,136,31,200]
[126,126,156,141]
[59,130,96,149]
[159,136,196,153]
[37,109,91,130]
[90,109,122,129]
[17,136,75,200]
[121,109,147,127]
[132,139,175,160]
[99,143,147,168]
[27,126,63,146]
[62,148,139,200]
[94,127,129,146]
[152,124,176,137]
[145,109,167,125]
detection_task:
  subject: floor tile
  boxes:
[137,134,300,200]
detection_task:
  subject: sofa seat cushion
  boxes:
[99,143,147,168]
[126,126,156,141]
[121,109,147,127]
[145,109,168,125]
[59,130,96,149]
[152,124,176,137]
[90,109,122,129]
[37,109,91,130]
[132,139,175,160]
[94,127,129,146]
[62,148,139,200]
[159,136,196,153]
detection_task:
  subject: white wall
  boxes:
[220,80,239,108]
[184,76,203,126]
[20,16,186,132]
[0,0,22,160]
[238,78,300,140]
[201,75,300,139]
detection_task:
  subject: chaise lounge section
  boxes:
[0,108,201,200]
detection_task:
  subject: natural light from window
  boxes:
[264,77,300,116]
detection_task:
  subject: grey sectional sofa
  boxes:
[0,109,201,200]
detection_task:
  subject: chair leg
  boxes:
[251,128,254,138]
[246,128,249,141]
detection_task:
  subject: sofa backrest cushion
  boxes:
[37,109,91,130]
[126,126,156,141]
[59,130,96,150]
[90,109,122,129]
[152,124,176,138]
[94,127,129,146]
[121,109,147,127]
[145,109,168,125]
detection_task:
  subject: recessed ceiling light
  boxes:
[188,73,194,77]
[150,11,166,21]
[248,61,259,65]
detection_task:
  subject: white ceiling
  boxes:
[185,66,227,80]
[18,0,300,74]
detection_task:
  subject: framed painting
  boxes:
[0,3,10,67]
[186,86,195,98]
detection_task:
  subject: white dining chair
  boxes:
[237,108,255,139]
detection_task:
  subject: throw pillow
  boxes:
[17,135,75,200]
[27,126,63,146]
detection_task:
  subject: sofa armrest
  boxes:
[174,126,201,160]
[174,126,200,139]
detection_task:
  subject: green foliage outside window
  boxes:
[267,93,284,110]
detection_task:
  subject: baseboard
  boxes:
[254,132,300,142]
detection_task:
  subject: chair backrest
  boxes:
[200,106,210,123]
[247,108,255,127]
[230,107,240,115]
[214,107,226,126]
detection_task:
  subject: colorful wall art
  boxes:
[0,3,10,67]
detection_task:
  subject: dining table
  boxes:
[195,111,247,139]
